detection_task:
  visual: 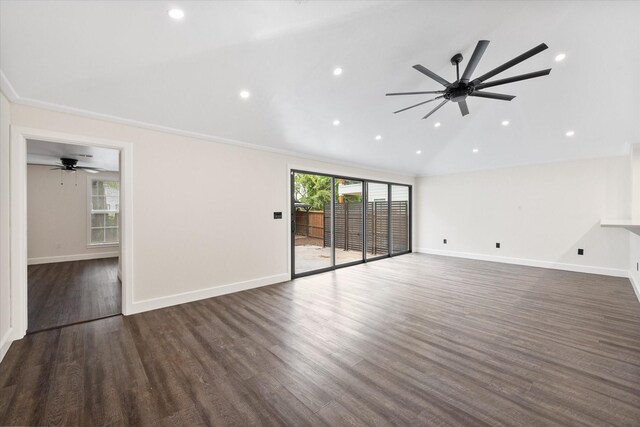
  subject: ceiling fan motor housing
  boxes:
[447,84,472,103]
[60,157,79,170]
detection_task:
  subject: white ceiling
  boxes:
[27,139,120,172]
[1,1,639,176]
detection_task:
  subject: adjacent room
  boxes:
[0,1,639,426]
[26,140,121,332]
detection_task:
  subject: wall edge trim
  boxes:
[27,252,120,265]
[415,248,629,278]
[0,327,14,363]
[0,69,414,180]
[128,273,290,315]
[0,70,19,102]
[629,272,640,303]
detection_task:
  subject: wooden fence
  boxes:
[311,200,409,255]
[367,201,389,255]
[295,210,324,239]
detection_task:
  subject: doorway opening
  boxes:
[26,139,122,332]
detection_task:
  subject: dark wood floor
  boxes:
[2,254,639,425]
[27,257,121,332]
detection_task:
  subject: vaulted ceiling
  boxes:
[1,1,638,175]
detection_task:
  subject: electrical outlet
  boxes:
[496,243,500,249]
[578,248,584,255]
[443,239,447,244]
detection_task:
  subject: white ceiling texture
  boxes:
[1,1,638,176]
[26,139,120,172]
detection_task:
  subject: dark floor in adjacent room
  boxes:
[1,254,639,426]
[27,257,121,332]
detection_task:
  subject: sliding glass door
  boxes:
[292,172,332,275]
[334,178,363,266]
[292,170,411,278]
[391,185,411,254]
[366,182,389,260]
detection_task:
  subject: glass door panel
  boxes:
[391,185,410,254]
[293,172,332,275]
[334,178,363,266]
[292,170,410,277]
[366,182,389,259]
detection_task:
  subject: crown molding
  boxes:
[0,70,416,181]
[0,70,19,102]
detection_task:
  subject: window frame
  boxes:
[87,176,120,248]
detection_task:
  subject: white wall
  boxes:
[415,156,630,277]
[27,165,120,264]
[8,101,414,312]
[0,92,11,358]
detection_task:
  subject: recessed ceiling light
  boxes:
[434,122,441,128]
[555,53,566,62]
[473,148,479,153]
[168,8,185,20]
[375,135,382,141]
[565,130,575,137]
[239,90,250,99]
[333,67,343,76]
[333,119,340,126]
[416,150,422,155]
[501,120,510,126]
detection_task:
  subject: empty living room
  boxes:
[1,1,639,425]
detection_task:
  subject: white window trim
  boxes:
[87,175,121,248]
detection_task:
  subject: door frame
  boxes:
[9,126,134,342]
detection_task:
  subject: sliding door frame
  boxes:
[291,169,411,279]
[390,183,412,257]
[364,180,391,262]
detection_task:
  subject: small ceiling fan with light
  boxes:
[49,157,103,174]
[386,40,551,119]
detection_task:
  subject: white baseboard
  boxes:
[27,251,119,265]
[415,248,629,278]
[128,273,290,315]
[629,272,640,302]
[0,327,14,363]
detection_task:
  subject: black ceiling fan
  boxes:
[50,157,102,174]
[386,41,551,119]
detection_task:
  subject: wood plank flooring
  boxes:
[2,253,639,425]
[27,257,121,332]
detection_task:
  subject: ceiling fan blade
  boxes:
[471,43,548,84]
[393,95,444,114]
[386,90,444,96]
[461,40,489,83]
[473,69,551,90]
[80,168,100,174]
[469,91,515,101]
[422,99,449,120]
[412,64,451,87]
[458,100,470,116]
[76,165,105,173]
